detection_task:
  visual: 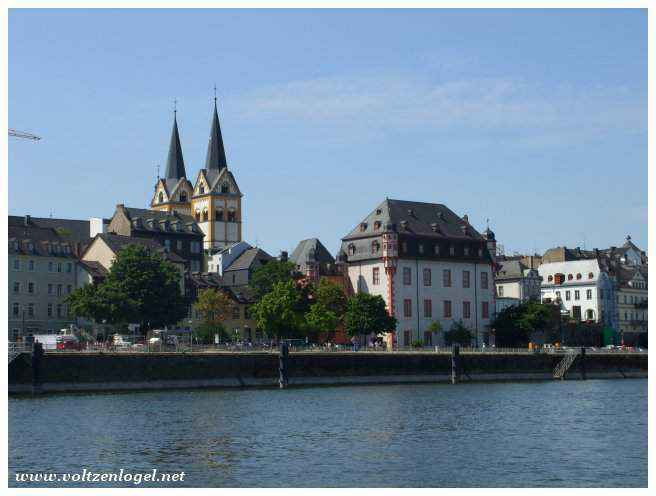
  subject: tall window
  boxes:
[443,300,452,318]
[403,299,412,318]
[463,301,471,319]
[57,263,62,273]
[482,301,489,319]
[28,260,35,271]
[66,263,72,273]
[498,285,504,296]
[13,259,20,271]
[574,290,580,301]
[48,284,53,295]
[28,282,35,294]
[47,303,53,317]
[57,304,62,318]
[228,211,236,222]
[216,209,224,221]
[28,303,35,317]
[423,268,431,286]
[13,282,20,293]
[462,270,470,288]
[443,269,452,287]
[481,272,489,289]
[67,285,72,294]
[12,303,20,317]
[423,299,432,318]
[372,267,380,285]
[232,306,240,319]
[403,267,412,285]
[57,284,62,296]
[586,289,592,300]
[565,291,571,301]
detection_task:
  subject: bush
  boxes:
[411,340,423,348]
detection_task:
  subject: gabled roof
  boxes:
[78,260,109,279]
[290,238,335,265]
[164,114,187,180]
[495,260,527,281]
[95,233,186,263]
[205,100,228,171]
[224,247,273,272]
[342,199,483,241]
[194,167,242,197]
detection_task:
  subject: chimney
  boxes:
[463,214,469,224]
[280,250,288,262]
[24,215,31,226]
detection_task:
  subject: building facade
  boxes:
[340,199,496,347]
[8,216,79,338]
[495,259,542,301]
[538,259,618,330]
[615,265,648,345]
[150,100,244,251]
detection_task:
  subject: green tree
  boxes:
[66,245,188,334]
[249,260,298,299]
[344,293,396,338]
[444,320,472,346]
[305,279,347,340]
[192,288,235,344]
[251,280,307,339]
[493,300,559,347]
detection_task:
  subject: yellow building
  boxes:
[151,99,243,251]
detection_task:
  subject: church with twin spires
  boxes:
[150,98,243,251]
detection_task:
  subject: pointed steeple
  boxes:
[205,97,228,171]
[164,109,187,179]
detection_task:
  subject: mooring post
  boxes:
[279,341,289,389]
[31,341,43,395]
[451,345,460,384]
[580,347,586,380]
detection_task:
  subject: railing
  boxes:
[8,342,32,363]
[553,349,580,379]
[39,343,648,355]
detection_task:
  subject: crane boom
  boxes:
[9,129,41,141]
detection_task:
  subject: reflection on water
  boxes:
[9,380,647,487]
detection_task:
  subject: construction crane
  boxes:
[9,129,41,141]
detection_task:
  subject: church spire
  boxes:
[205,95,228,171]
[164,105,187,179]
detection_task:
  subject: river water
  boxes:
[9,379,647,487]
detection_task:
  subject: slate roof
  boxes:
[187,274,258,304]
[77,260,109,279]
[205,101,228,171]
[164,114,187,179]
[120,207,202,236]
[97,233,186,263]
[224,247,273,272]
[342,199,483,241]
[290,238,335,265]
[8,221,77,258]
[495,260,527,281]
[9,215,109,245]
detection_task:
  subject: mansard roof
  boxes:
[342,199,484,242]
[205,100,228,171]
[8,220,77,258]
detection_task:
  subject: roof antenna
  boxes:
[486,218,490,229]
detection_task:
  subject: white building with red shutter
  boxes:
[339,199,496,347]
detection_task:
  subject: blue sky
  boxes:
[9,9,647,257]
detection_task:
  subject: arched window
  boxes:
[202,210,209,222]
[199,185,205,195]
[195,211,201,222]
[586,309,595,320]
[548,275,553,282]
[158,192,164,203]
[588,272,594,279]
[567,274,573,281]
[348,244,356,256]
[576,273,582,280]
[179,192,187,202]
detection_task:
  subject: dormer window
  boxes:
[449,245,455,256]
[434,244,440,255]
[418,244,424,254]
[430,222,440,233]
[588,272,594,279]
[478,247,483,257]
[554,273,565,285]
[464,246,470,256]
[576,273,582,280]
[567,274,573,281]
[400,220,408,231]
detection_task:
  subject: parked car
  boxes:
[56,335,80,351]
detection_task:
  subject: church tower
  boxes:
[190,98,243,250]
[151,110,194,216]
